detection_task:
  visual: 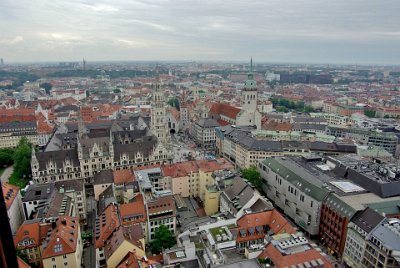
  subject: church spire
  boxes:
[245,57,256,90]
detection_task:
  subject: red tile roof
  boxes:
[259,244,334,268]
[14,221,41,249]
[113,169,135,185]
[117,251,140,268]
[2,182,19,210]
[147,195,176,218]
[262,120,292,131]
[232,210,296,244]
[120,194,147,225]
[209,103,241,120]
[17,257,31,268]
[96,203,121,249]
[0,108,36,123]
[41,217,80,259]
[161,159,234,178]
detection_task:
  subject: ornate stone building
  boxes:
[32,84,172,184]
[236,58,262,129]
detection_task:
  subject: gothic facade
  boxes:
[32,83,172,184]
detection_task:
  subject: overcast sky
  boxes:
[1,0,399,64]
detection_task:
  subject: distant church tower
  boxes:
[151,82,169,145]
[236,57,262,129]
[241,57,258,110]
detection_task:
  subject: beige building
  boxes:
[0,121,39,148]
[93,170,114,201]
[42,217,83,268]
[104,225,145,268]
[162,159,234,200]
[204,185,220,216]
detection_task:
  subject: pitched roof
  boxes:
[113,169,135,185]
[2,182,19,210]
[104,225,145,260]
[147,195,176,218]
[161,159,234,178]
[94,170,114,185]
[117,251,140,268]
[14,221,41,249]
[120,194,147,225]
[41,217,80,259]
[259,243,334,268]
[209,103,241,119]
[234,210,296,243]
[351,207,384,233]
[17,257,31,268]
[96,203,121,249]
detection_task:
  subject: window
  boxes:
[63,255,67,259]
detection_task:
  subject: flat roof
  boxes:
[330,181,365,193]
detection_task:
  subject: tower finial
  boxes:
[250,57,253,73]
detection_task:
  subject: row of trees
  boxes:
[270,97,315,113]
[0,71,39,90]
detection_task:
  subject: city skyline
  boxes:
[1,0,400,64]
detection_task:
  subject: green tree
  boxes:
[16,248,30,265]
[113,88,121,94]
[0,148,14,167]
[12,137,32,181]
[150,224,176,254]
[40,82,53,95]
[364,110,376,118]
[241,166,264,193]
[167,98,180,111]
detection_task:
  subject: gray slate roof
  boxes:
[351,207,385,233]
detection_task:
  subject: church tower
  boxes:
[241,57,258,111]
[236,57,262,129]
[150,82,169,145]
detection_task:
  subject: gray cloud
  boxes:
[0,0,399,64]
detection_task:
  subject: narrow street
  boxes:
[82,192,96,268]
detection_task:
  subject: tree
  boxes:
[364,110,376,118]
[0,148,14,167]
[40,82,53,95]
[150,224,176,254]
[241,166,264,194]
[113,88,121,94]
[16,248,30,265]
[167,98,180,111]
[12,137,32,180]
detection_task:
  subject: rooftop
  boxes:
[2,182,19,210]
[42,217,80,259]
[23,183,54,202]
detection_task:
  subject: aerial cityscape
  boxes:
[1,1,400,268]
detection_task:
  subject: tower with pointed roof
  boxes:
[150,81,169,146]
[241,57,258,111]
[236,57,262,129]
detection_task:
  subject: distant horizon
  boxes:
[1,1,399,66]
[2,59,400,67]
